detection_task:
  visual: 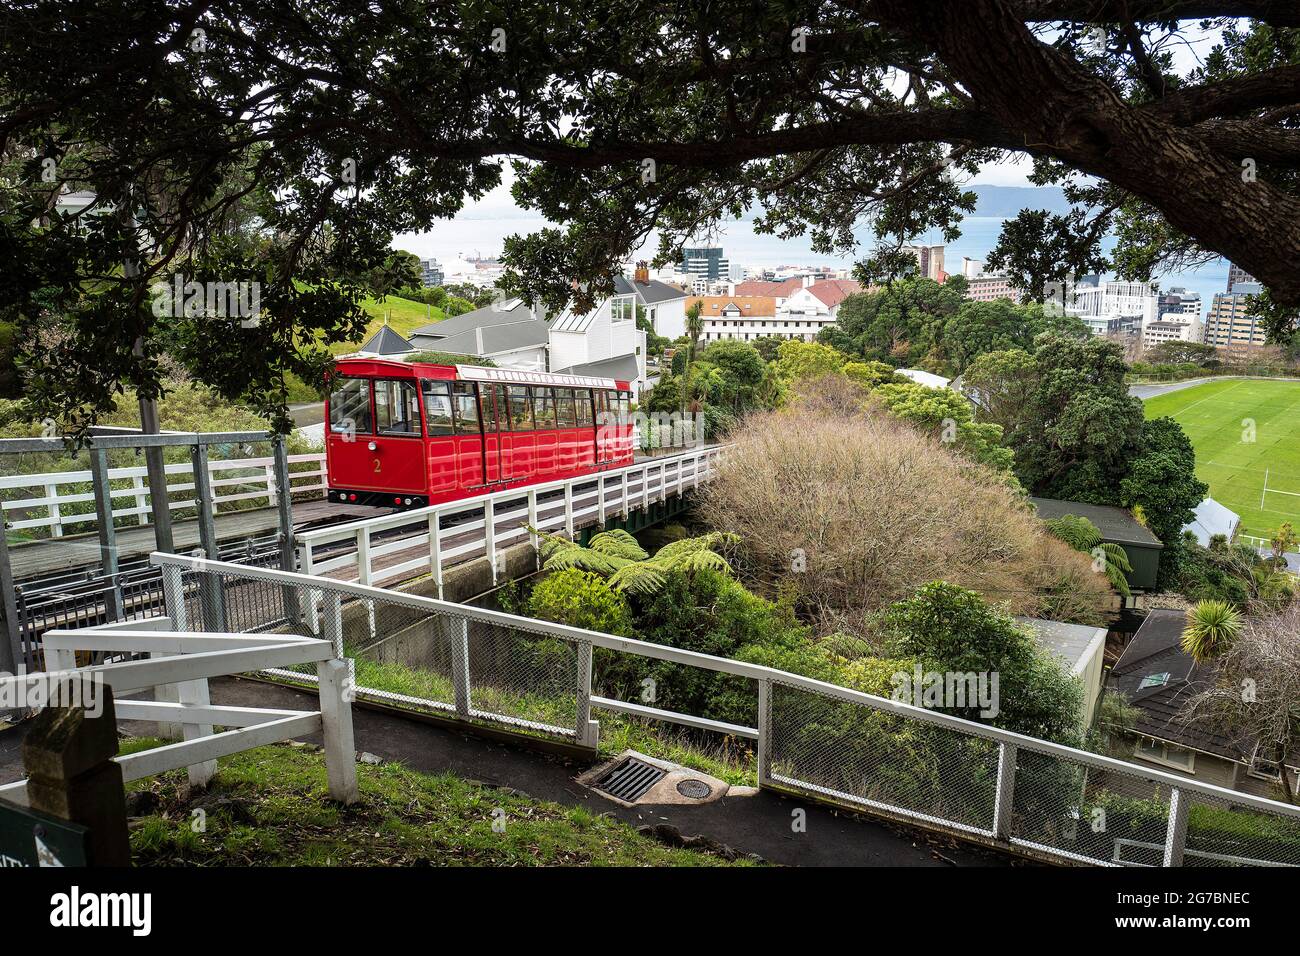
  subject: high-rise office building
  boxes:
[1227,263,1258,292]
[1204,282,1267,348]
[679,247,730,283]
[421,257,444,287]
[902,244,945,281]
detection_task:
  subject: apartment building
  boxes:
[902,243,945,280]
[965,274,1023,303]
[1204,282,1267,348]
[1067,276,1158,336]
[688,278,863,343]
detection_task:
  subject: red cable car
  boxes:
[325,359,635,508]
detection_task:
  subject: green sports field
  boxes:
[1143,378,1300,545]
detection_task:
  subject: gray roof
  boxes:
[552,352,641,382]
[1015,617,1106,675]
[614,274,688,305]
[1183,497,1240,547]
[411,317,549,357]
[1029,497,1164,549]
[1112,610,1299,769]
[359,325,414,356]
[409,299,542,340]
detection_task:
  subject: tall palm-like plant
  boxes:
[535,528,736,596]
[680,301,705,417]
[1044,514,1134,597]
[1182,599,1243,663]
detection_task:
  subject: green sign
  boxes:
[0,798,89,867]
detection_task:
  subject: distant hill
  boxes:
[970,185,1070,218]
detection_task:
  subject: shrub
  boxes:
[880,582,1084,744]
[697,401,1112,629]
[525,568,633,637]
[598,567,811,727]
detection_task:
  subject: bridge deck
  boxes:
[7,497,373,582]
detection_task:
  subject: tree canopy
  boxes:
[3,2,1299,428]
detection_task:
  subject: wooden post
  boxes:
[21,680,130,866]
[131,474,148,527]
[448,617,471,718]
[993,742,1018,840]
[46,482,64,536]
[1163,787,1190,867]
[315,659,359,804]
[756,679,773,787]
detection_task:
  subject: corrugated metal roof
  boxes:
[413,317,549,356]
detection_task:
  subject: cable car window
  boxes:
[374,379,421,435]
[533,387,557,429]
[494,384,510,432]
[555,388,577,428]
[420,381,454,436]
[452,382,480,435]
[594,390,608,416]
[575,390,594,427]
[508,385,533,430]
[330,377,372,435]
[481,384,499,431]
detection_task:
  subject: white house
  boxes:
[618,267,689,339]
[407,288,649,396]
[548,288,649,397]
[690,278,864,343]
[408,299,551,371]
[1182,497,1241,547]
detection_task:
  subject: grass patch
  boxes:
[123,738,752,867]
[329,295,446,356]
[346,653,756,786]
[1143,378,1300,542]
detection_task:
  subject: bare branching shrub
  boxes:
[1182,600,1300,803]
[698,401,1112,633]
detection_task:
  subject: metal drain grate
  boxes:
[676,779,712,799]
[593,757,667,802]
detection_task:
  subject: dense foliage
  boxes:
[5,4,1298,432]
[965,333,1207,578]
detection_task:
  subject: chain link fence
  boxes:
[152,554,1300,867]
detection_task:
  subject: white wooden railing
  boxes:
[297,445,724,598]
[0,454,327,537]
[0,615,357,805]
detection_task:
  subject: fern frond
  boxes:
[657,548,734,576]
[542,548,627,576]
[607,563,668,595]
[652,531,738,562]
[587,529,649,561]
[1045,515,1101,552]
[1099,542,1133,573]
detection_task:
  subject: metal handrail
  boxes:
[148,550,1300,825]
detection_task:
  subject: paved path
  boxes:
[0,677,1020,867]
[1129,377,1215,400]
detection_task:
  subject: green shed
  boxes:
[1030,497,1164,591]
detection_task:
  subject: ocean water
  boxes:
[395,212,1232,310]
